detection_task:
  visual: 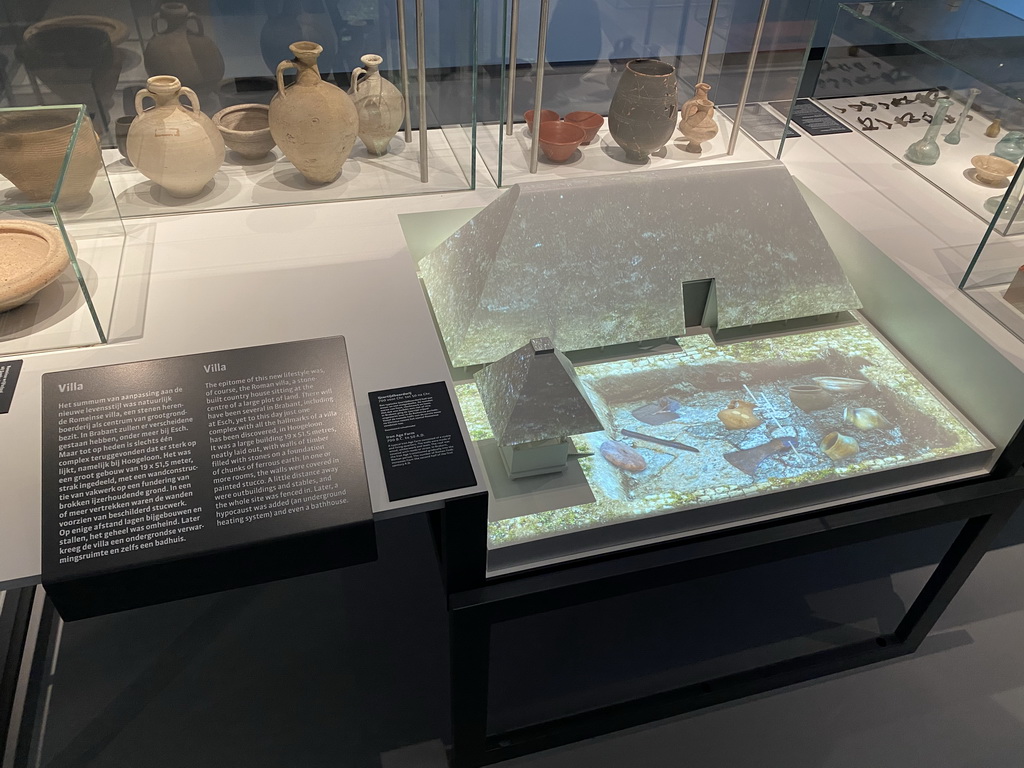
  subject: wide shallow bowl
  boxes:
[811,376,869,393]
[524,109,559,136]
[564,111,604,145]
[0,220,71,312]
[24,14,129,46]
[213,104,275,160]
[538,121,585,163]
[971,154,1017,185]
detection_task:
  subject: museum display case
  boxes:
[0,0,478,217]
[791,0,1024,234]
[401,158,1024,576]
[476,0,822,187]
[0,105,125,356]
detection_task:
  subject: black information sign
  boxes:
[369,381,476,502]
[41,337,375,619]
[771,99,852,136]
[0,359,22,414]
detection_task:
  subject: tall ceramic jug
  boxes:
[269,41,359,184]
[608,59,678,162]
[143,3,225,95]
[127,75,225,197]
[349,54,404,156]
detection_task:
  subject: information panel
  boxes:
[41,337,374,618]
[369,381,476,501]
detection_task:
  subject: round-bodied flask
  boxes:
[268,41,359,184]
[905,98,952,166]
[127,75,225,197]
[348,54,405,156]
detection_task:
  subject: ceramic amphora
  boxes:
[269,41,359,184]
[127,75,225,197]
[608,59,678,162]
[679,98,718,154]
[680,82,711,130]
[0,110,102,207]
[349,54,404,156]
[143,3,225,94]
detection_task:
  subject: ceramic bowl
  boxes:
[811,376,869,393]
[538,121,585,163]
[788,384,831,412]
[213,104,275,160]
[0,219,70,313]
[971,154,1017,185]
[0,111,102,207]
[564,111,604,145]
[524,109,559,136]
[24,14,129,46]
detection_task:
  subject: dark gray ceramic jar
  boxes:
[608,58,678,162]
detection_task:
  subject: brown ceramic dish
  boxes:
[564,111,604,144]
[524,109,559,136]
[538,121,585,163]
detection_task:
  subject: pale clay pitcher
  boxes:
[127,75,224,197]
[269,41,359,184]
[349,53,405,156]
[679,98,718,154]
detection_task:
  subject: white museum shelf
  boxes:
[478,110,772,187]
[105,125,474,218]
[818,92,1017,226]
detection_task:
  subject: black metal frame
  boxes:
[436,476,1024,767]
[0,587,36,763]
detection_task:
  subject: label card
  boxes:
[0,360,22,414]
[772,99,853,136]
[369,381,476,501]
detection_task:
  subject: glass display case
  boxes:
[476,0,822,187]
[0,105,125,356]
[0,0,477,217]
[402,159,1023,575]
[795,0,1024,234]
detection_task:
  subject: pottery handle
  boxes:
[350,66,368,95]
[134,88,154,117]
[275,59,295,98]
[683,102,699,121]
[179,86,202,114]
[150,12,162,36]
[187,11,205,36]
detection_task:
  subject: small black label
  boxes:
[0,360,22,414]
[719,104,798,140]
[773,99,852,136]
[369,381,476,502]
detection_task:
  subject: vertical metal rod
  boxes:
[397,0,412,141]
[727,0,770,156]
[528,0,550,173]
[696,0,720,85]
[505,0,521,136]
[416,0,428,182]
